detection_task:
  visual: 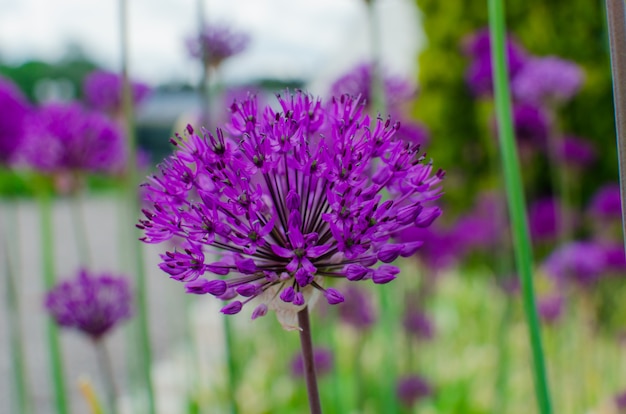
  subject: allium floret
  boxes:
[138,90,444,325]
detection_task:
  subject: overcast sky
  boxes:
[0,0,424,91]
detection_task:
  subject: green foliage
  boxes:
[414,0,616,210]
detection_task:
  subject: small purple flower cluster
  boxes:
[138,90,444,319]
[0,76,31,165]
[21,102,126,176]
[83,69,151,115]
[44,269,133,341]
[186,23,250,67]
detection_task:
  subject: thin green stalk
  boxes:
[2,201,32,414]
[605,0,626,251]
[487,1,552,413]
[297,306,322,414]
[119,0,155,411]
[222,314,238,414]
[71,187,92,266]
[196,0,211,128]
[95,340,119,414]
[38,189,70,414]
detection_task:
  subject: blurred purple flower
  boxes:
[543,241,607,286]
[396,375,432,407]
[403,307,435,340]
[463,28,528,96]
[186,23,250,67]
[44,269,133,341]
[600,242,626,274]
[588,183,622,222]
[395,225,458,272]
[512,56,584,105]
[83,70,151,115]
[537,294,564,324]
[138,91,444,321]
[556,135,596,169]
[21,102,127,176]
[329,62,417,112]
[394,119,430,147]
[338,284,377,330]
[291,347,333,378]
[615,389,626,410]
[511,103,550,148]
[0,76,31,165]
[528,197,571,243]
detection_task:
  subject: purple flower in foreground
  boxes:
[83,70,151,115]
[588,183,622,222]
[512,56,584,105]
[22,102,127,175]
[543,241,607,286]
[138,91,444,327]
[396,375,432,407]
[186,23,250,67]
[44,269,133,340]
[0,76,31,165]
[291,347,333,378]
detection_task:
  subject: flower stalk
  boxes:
[487,0,552,412]
[298,306,322,414]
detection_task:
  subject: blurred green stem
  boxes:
[95,340,119,414]
[298,306,322,414]
[119,0,156,411]
[38,189,70,414]
[222,314,238,414]
[71,184,92,266]
[487,0,552,412]
[2,201,32,414]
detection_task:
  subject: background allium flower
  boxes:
[537,294,564,324]
[403,307,435,340]
[463,28,527,96]
[588,183,622,222]
[556,135,596,169]
[393,119,430,147]
[186,23,250,67]
[396,225,459,272]
[22,102,127,175]
[396,375,432,407]
[543,241,607,286]
[528,197,571,243]
[83,69,151,114]
[511,103,550,148]
[512,56,584,105]
[329,62,417,112]
[0,76,31,165]
[44,269,133,340]
[138,91,444,327]
[337,284,377,330]
[290,347,333,378]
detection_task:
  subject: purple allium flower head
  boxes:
[291,347,333,378]
[330,62,417,112]
[22,102,127,175]
[511,103,550,148]
[537,294,564,324]
[601,242,626,273]
[186,23,250,67]
[543,241,607,286]
[138,91,444,327]
[83,70,151,115]
[44,269,133,340]
[528,197,571,243]
[463,28,527,97]
[403,307,435,340]
[615,389,626,410]
[588,183,622,222]
[396,375,432,408]
[0,76,31,165]
[512,56,584,105]
[337,284,377,330]
[556,135,596,169]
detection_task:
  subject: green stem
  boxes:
[376,285,399,413]
[2,201,32,414]
[38,190,70,414]
[297,306,322,414]
[95,340,119,414]
[222,314,238,414]
[487,1,552,413]
[71,187,92,266]
[119,0,155,411]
